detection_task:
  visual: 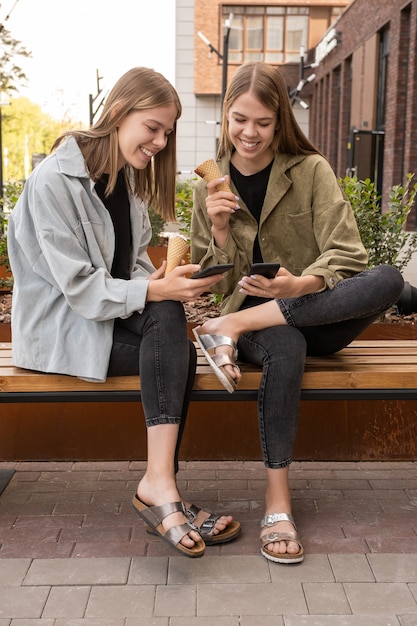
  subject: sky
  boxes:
[2,0,176,125]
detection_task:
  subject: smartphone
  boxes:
[191,263,234,279]
[249,263,281,279]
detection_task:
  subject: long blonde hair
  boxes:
[52,67,182,222]
[217,61,320,161]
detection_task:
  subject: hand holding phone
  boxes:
[249,263,280,279]
[191,263,234,279]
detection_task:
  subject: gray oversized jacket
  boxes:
[191,152,368,315]
[8,136,156,381]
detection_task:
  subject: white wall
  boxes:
[175,0,220,177]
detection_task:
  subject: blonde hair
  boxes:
[52,67,182,222]
[217,61,320,161]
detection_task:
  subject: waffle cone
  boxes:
[165,234,189,274]
[194,159,231,192]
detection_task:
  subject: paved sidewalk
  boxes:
[0,460,416,624]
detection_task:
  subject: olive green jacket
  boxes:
[191,153,368,315]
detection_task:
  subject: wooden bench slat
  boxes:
[1,341,417,395]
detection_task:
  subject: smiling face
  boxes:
[227,91,277,173]
[116,103,177,170]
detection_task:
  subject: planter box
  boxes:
[0,322,11,342]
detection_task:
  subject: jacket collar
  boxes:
[55,135,91,179]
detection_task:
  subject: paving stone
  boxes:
[85,585,155,618]
[284,617,401,625]
[196,581,307,616]
[155,584,196,616]
[328,554,375,582]
[71,541,147,558]
[0,539,74,559]
[9,618,55,626]
[240,617,284,626]
[126,619,169,626]
[269,554,334,583]
[303,582,351,614]
[344,582,417,614]
[0,558,31,585]
[54,617,124,626]
[24,558,130,586]
[128,557,168,584]
[399,616,417,626]
[42,586,90,618]
[0,586,50,619]
[368,554,417,582]
[168,555,270,584]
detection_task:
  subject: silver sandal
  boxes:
[193,327,240,393]
[260,513,304,564]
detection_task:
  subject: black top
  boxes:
[230,159,274,310]
[95,170,132,280]
[230,159,273,264]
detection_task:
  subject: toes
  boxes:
[209,514,233,535]
[267,539,299,555]
[181,529,202,547]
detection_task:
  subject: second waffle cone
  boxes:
[165,234,189,274]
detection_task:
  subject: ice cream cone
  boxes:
[165,234,189,274]
[194,159,231,192]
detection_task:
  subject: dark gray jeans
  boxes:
[237,264,404,469]
[107,300,197,472]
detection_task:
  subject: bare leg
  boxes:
[137,424,201,548]
[137,424,233,545]
[261,466,300,556]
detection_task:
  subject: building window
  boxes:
[376,27,389,131]
[223,5,309,64]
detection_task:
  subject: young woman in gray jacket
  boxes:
[8,67,241,558]
[191,61,404,564]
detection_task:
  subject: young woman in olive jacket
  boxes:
[191,61,404,564]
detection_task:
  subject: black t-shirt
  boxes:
[230,159,273,264]
[95,170,132,280]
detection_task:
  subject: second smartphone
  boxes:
[249,263,281,279]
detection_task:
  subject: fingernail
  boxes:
[235,195,240,200]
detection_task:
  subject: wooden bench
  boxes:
[1,340,417,403]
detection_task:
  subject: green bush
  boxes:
[340,173,417,272]
[175,178,196,246]
[147,206,167,246]
[0,181,24,288]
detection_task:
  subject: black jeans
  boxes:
[107,300,197,471]
[237,265,404,468]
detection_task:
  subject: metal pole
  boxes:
[221,14,233,110]
[221,24,231,106]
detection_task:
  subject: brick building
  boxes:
[175,0,349,173]
[309,0,417,221]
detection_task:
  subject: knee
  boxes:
[264,326,307,364]
[372,264,404,302]
[146,300,188,336]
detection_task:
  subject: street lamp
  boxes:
[89,69,107,127]
[289,45,318,109]
[197,13,233,109]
